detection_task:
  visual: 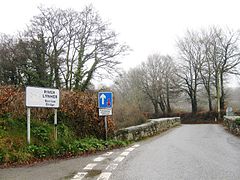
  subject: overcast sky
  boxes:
[1,0,240,86]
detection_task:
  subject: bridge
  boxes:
[1,119,240,180]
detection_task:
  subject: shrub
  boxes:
[32,126,51,143]
[235,118,240,125]
[0,86,116,138]
[27,145,50,158]
[60,91,115,138]
[12,151,32,163]
[0,152,4,163]
[57,124,73,140]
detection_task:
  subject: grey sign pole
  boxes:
[27,108,31,144]
[104,116,108,141]
[54,109,58,140]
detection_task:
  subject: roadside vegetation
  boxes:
[0,86,130,167]
[0,116,129,167]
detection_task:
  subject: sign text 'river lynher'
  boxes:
[26,87,60,108]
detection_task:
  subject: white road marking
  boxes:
[94,156,106,162]
[103,151,113,156]
[126,147,135,152]
[114,156,125,162]
[83,163,97,170]
[71,172,88,180]
[97,172,112,180]
[132,144,140,148]
[120,151,130,156]
[106,163,118,171]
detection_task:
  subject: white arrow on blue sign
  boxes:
[98,92,113,108]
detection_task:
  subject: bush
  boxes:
[0,152,4,163]
[0,86,116,138]
[32,126,51,143]
[60,91,116,138]
[57,124,73,140]
[235,118,240,125]
[27,145,50,158]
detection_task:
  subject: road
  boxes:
[1,124,240,180]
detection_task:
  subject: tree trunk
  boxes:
[208,94,213,112]
[191,94,198,114]
[54,65,61,88]
[152,100,159,118]
[158,101,166,115]
[166,82,172,113]
[206,88,213,112]
[75,47,84,90]
[220,72,225,111]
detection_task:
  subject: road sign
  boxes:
[26,86,60,108]
[25,86,60,144]
[99,108,112,116]
[98,92,113,108]
[226,106,233,116]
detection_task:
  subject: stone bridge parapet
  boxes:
[224,116,240,136]
[115,117,181,141]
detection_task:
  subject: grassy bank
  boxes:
[0,117,130,167]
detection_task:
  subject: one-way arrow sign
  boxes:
[98,92,113,108]
[100,94,106,105]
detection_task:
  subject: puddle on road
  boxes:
[85,169,102,178]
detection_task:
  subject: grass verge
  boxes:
[0,117,130,168]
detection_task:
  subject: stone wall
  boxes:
[115,117,180,141]
[223,116,240,136]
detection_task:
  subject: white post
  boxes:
[104,116,108,140]
[54,109,58,140]
[27,108,31,144]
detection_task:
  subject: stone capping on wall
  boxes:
[115,117,181,141]
[223,116,240,136]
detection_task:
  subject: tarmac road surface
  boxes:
[1,124,240,180]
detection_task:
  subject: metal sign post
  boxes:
[54,109,58,140]
[98,92,113,141]
[104,116,108,140]
[27,108,31,144]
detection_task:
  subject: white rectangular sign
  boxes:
[99,108,112,116]
[26,86,60,108]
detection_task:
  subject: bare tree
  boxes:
[162,55,181,113]
[113,69,150,127]
[136,54,179,116]
[215,28,240,110]
[201,27,240,113]
[177,27,240,115]
[73,6,129,91]
[24,5,129,90]
[177,30,203,114]
[29,6,69,88]
[198,29,215,112]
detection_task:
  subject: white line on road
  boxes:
[83,163,97,170]
[132,144,140,148]
[71,172,88,180]
[125,147,135,152]
[97,172,112,180]
[105,163,118,171]
[120,151,130,156]
[94,156,106,162]
[114,156,125,162]
[103,152,113,156]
